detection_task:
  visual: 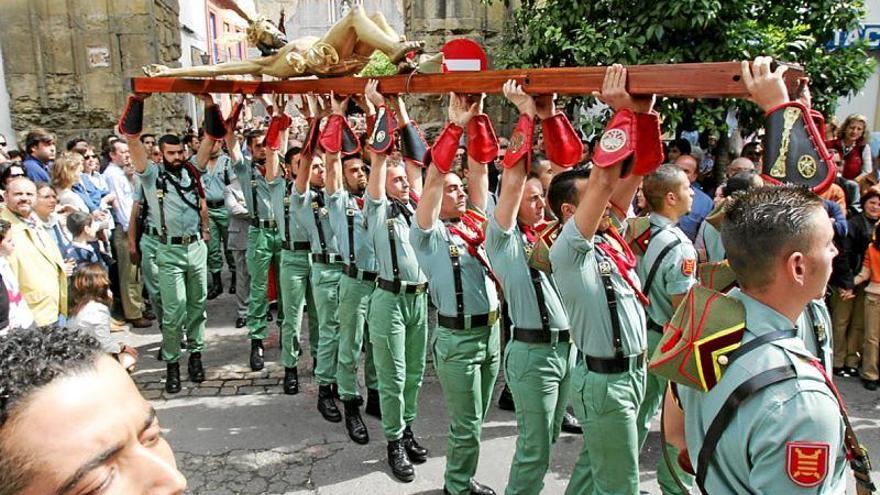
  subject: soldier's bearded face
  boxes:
[161,143,185,170]
[3,356,186,494]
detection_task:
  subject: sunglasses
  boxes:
[83,154,96,159]
[0,142,7,146]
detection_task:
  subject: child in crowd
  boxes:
[854,222,880,390]
[0,218,34,334]
[66,262,138,371]
[65,210,109,271]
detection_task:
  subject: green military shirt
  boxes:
[364,192,425,284]
[232,159,284,222]
[195,154,233,203]
[635,214,698,326]
[699,220,725,262]
[292,188,339,256]
[678,288,846,494]
[328,190,376,272]
[549,220,647,357]
[271,181,309,245]
[137,162,201,237]
[411,218,499,317]
[797,299,833,375]
[485,218,569,330]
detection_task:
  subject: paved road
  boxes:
[126,284,880,494]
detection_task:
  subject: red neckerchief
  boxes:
[447,214,502,293]
[520,222,538,245]
[596,226,650,306]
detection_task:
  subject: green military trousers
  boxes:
[139,233,163,324]
[312,261,344,385]
[636,330,693,494]
[337,275,378,401]
[566,362,646,495]
[504,338,574,495]
[433,322,501,495]
[246,226,282,340]
[206,206,234,275]
[278,248,311,368]
[157,239,208,363]
[369,288,428,440]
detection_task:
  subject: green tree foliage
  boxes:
[492,0,875,135]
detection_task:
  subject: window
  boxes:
[209,12,218,63]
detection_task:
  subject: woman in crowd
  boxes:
[66,262,138,371]
[854,221,880,390]
[0,218,34,334]
[827,113,873,182]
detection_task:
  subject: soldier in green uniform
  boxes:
[629,164,696,494]
[485,82,579,495]
[362,80,430,483]
[655,58,869,495]
[547,64,662,495]
[231,123,286,372]
[119,95,209,394]
[292,101,345,424]
[412,92,499,495]
[193,100,237,300]
[319,94,379,444]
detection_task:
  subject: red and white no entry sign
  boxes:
[441,38,488,72]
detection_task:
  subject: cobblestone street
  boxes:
[125,285,880,494]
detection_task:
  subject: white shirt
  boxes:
[102,162,134,231]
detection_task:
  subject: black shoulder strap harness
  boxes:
[445,226,466,325]
[310,188,329,258]
[386,198,414,288]
[695,328,876,495]
[250,167,260,222]
[596,245,625,360]
[642,224,681,297]
[346,194,363,268]
[522,229,550,331]
[155,163,204,241]
[282,180,292,245]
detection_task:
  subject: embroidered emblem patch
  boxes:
[786,442,829,487]
[509,131,525,155]
[682,259,696,277]
[599,128,627,153]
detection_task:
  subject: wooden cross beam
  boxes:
[130,61,804,99]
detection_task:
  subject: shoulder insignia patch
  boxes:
[682,258,696,277]
[786,442,829,487]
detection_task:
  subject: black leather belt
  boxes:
[377,278,428,295]
[282,240,311,251]
[343,264,377,282]
[147,228,202,245]
[311,252,342,265]
[439,310,499,330]
[647,320,664,334]
[207,199,225,209]
[577,350,646,374]
[512,328,571,344]
[251,219,277,229]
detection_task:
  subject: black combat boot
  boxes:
[207,272,223,300]
[343,399,369,444]
[365,388,382,419]
[498,383,515,411]
[387,439,415,482]
[249,339,264,371]
[187,352,205,383]
[317,385,342,423]
[402,425,427,463]
[283,367,299,395]
[561,409,583,434]
[165,362,181,394]
[229,272,236,294]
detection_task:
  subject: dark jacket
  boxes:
[831,212,877,289]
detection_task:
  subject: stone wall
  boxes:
[0,0,187,148]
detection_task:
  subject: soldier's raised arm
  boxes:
[365,80,392,200]
[118,94,151,174]
[494,80,537,231]
[415,93,481,230]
